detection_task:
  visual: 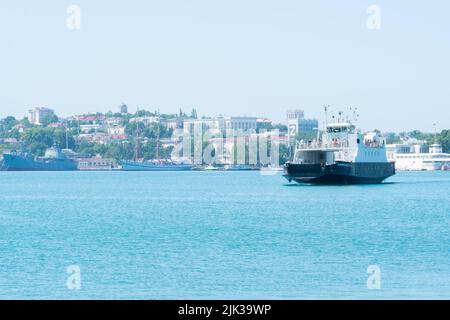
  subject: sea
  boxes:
[0,170,449,299]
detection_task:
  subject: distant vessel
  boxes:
[121,109,193,171]
[283,111,395,184]
[203,165,219,171]
[387,143,450,171]
[1,147,78,171]
[223,164,258,171]
[120,160,192,171]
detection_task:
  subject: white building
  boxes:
[27,107,55,125]
[107,126,125,135]
[183,116,257,136]
[79,124,105,133]
[163,118,184,131]
[130,116,160,126]
[183,118,221,136]
[222,116,257,133]
[105,117,124,126]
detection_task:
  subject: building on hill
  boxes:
[27,107,55,125]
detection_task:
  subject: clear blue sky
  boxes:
[0,1,449,132]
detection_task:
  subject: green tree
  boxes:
[40,114,59,126]
[21,128,75,155]
[20,117,32,128]
[386,132,401,144]
[3,116,17,130]
[439,130,450,153]
[407,130,435,144]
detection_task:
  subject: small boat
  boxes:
[203,165,218,171]
[224,164,258,171]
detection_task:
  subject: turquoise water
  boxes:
[0,171,449,299]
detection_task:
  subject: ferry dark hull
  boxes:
[283,161,395,184]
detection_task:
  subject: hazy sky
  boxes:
[0,1,449,132]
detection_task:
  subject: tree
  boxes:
[440,130,450,153]
[20,117,32,128]
[3,116,17,130]
[21,128,75,155]
[40,114,59,126]
[178,108,187,117]
[272,124,288,132]
[386,132,401,144]
[27,142,48,156]
[407,130,435,144]
[135,109,154,117]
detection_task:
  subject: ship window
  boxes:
[357,138,360,144]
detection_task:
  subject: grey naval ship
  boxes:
[1,147,77,171]
[283,115,395,184]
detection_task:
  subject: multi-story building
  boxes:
[107,126,125,136]
[299,118,318,133]
[130,116,160,126]
[256,118,273,132]
[182,118,220,136]
[79,124,105,133]
[182,116,257,136]
[27,107,55,125]
[105,117,123,126]
[286,109,318,146]
[222,116,257,134]
[163,118,185,131]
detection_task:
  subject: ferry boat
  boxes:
[283,115,395,184]
[1,147,78,171]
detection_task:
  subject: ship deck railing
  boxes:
[295,141,350,151]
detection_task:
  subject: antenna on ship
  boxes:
[323,105,330,126]
[351,107,359,124]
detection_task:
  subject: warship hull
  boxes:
[1,153,77,171]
